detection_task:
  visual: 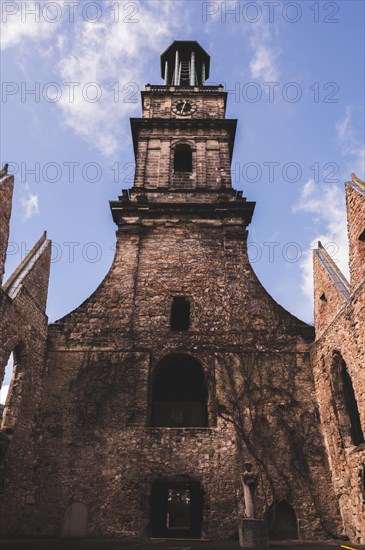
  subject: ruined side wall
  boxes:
[313,248,350,338]
[311,182,365,544]
[0,240,51,535]
[346,183,365,292]
[0,175,14,285]
[311,286,365,543]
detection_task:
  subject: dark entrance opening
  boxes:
[151,354,208,427]
[150,479,203,538]
[266,501,298,540]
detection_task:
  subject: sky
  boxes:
[1,0,364,380]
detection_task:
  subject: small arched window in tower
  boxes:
[170,297,190,331]
[340,359,364,446]
[174,144,192,173]
[359,228,365,242]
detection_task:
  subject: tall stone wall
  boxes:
[0,177,51,535]
[346,182,365,291]
[0,214,341,539]
[311,179,365,544]
[0,175,14,285]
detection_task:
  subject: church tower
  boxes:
[1,41,343,541]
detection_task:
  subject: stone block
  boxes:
[238,519,268,550]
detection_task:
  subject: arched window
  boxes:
[151,354,208,427]
[1,347,24,431]
[174,144,192,172]
[170,297,190,331]
[339,357,364,446]
[0,353,13,412]
[266,501,298,540]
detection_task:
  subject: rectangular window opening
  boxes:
[170,297,190,331]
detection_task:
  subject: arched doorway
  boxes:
[266,501,298,540]
[151,354,208,427]
[62,501,88,537]
[150,478,203,538]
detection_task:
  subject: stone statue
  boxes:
[241,462,258,519]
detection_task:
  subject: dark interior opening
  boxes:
[174,144,192,172]
[152,354,208,427]
[150,479,203,538]
[266,501,298,540]
[361,464,365,502]
[358,228,365,242]
[340,360,364,446]
[170,297,190,331]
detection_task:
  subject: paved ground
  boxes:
[1,539,364,550]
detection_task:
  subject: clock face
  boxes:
[171,99,197,116]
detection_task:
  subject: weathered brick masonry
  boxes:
[311,178,365,543]
[0,41,362,542]
[0,173,51,532]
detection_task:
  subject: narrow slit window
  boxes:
[361,464,365,502]
[358,228,365,242]
[174,144,192,173]
[170,297,190,331]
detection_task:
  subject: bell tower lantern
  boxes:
[111,39,255,229]
[160,40,210,86]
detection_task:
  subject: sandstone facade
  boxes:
[0,41,362,542]
[311,179,365,543]
[0,174,51,527]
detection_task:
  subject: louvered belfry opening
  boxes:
[160,41,210,87]
[151,354,208,427]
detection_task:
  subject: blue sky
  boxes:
[1,0,364,339]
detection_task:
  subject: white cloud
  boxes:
[293,179,349,301]
[248,19,279,81]
[1,0,183,157]
[1,353,13,405]
[0,1,62,50]
[20,183,39,221]
[336,106,365,177]
[54,0,183,157]
[0,385,9,405]
[290,108,363,321]
[249,44,279,82]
